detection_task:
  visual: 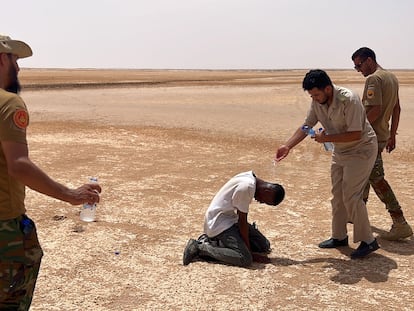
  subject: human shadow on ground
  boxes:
[371,225,414,256]
[268,248,397,285]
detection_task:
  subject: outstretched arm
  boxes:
[275,126,307,162]
[1,140,101,205]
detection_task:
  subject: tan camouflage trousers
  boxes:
[363,143,402,215]
[0,215,43,311]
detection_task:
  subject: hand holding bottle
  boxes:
[301,125,333,151]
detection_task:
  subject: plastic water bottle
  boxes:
[80,177,98,222]
[318,128,334,151]
[301,125,334,151]
[322,141,334,151]
[301,125,316,137]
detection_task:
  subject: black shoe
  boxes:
[351,239,379,259]
[183,239,199,265]
[318,237,349,248]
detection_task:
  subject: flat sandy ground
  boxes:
[17,69,414,310]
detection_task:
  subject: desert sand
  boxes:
[17,69,414,310]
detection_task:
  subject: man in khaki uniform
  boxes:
[275,69,379,259]
[352,47,412,240]
[0,34,101,310]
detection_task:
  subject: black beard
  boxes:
[6,60,21,94]
[6,79,21,94]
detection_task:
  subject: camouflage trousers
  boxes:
[363,143,401,214]
[0,215,43,311]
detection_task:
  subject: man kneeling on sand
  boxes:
[183,171,285,267]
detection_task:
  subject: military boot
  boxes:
[380,211,413,241]
[380,223,413,241]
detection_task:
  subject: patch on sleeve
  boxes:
[367,86,375,99]
[13,109,29,129]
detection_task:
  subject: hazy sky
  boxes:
[3,0,413,69]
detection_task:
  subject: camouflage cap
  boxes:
[0,34,32,58]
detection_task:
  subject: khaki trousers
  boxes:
[330,142,377,243]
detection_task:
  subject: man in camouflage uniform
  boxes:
[0,34,101,310]
[352,47,412,240]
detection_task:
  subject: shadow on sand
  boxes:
[267,246,397,285]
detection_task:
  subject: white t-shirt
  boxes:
[204,171,256,237]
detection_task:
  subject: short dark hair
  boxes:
[269,183,285,206]
[302,69,333,91]
[352,47,376,62]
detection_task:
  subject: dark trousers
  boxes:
[198,223,270,267]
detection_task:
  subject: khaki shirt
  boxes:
[304,85,376,153]
[0,89,28,220]
[362,68,399,143]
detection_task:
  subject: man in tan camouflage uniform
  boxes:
[0,34,101,310]
[352,47,412,240]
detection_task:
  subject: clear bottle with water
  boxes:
[302,125,316,137]
[301,125,334,151]
[80,177,98,222]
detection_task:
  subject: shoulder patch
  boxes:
[367,89,374,99]
[13,109,29,129]
[367,85,375,99]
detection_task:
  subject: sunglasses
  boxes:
[354,58,367,70]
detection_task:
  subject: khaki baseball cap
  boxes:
[0,34,32,58]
